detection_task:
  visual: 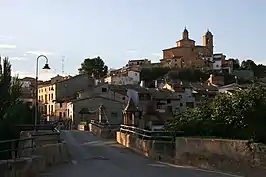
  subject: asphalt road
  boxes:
[39,131,243,177]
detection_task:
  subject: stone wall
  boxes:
[116,131,266,177]
[175,138,266,177]
[0,142,69,177]
[116,131,174,161]
[90,123,119,139]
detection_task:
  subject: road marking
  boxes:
[158,162,244,177]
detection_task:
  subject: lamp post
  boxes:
[35,55,50,131]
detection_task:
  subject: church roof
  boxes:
[124,98,137,112]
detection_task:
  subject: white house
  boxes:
[104,68,140,85]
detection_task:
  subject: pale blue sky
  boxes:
[0,0,265,80]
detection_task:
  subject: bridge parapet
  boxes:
[0,128,69,177]
[89,120,120,139]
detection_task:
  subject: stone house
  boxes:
[122,99,172,131]
[77,83,128,103]
[69,96,124,128]
[162,82,196,112]
[148,88,180,115]
[55,74,95,101]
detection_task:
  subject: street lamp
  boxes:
[35,55,50,131]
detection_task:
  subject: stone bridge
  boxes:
[37,130,251,177]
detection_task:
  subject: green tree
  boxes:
[241,59,257,70]
[0,57,35,139]
[167,68,209,82]
[140,67,170,81]
[166,87,266,142]
[228,58,240,70]
[78,56,108,78]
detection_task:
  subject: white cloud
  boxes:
[9,56,28,61]
[0,44,17,49]
[26,51,53,56]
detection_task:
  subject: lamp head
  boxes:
[42,63,50,70]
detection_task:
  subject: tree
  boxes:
[0,57,35,139]
[167,68,209,82]
[166,86,266,143]
[241,59,257,70]
[228,58,240,70]
[140,67,170,81]
[78,56,108,78]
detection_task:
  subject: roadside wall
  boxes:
[0,142,69,177]
[116,131,266,177]
[175,137,266,177]
[116,131,175,162]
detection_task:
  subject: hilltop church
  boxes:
[160,28,214,69]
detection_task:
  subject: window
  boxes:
[45,94,47,103]
[63,112,66,117]
[122,97,125,100]
[180,103,183,107]
[167,99,171,104]
[49,94,50,101]
[59,112,62,118]
[51,94,53,101]
[102,87,107,92]
[137,62,139,65]
[51,105,53,113]
[59,103,63,108]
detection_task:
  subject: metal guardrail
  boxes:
[0,131,61,160]
[120,124,182,141]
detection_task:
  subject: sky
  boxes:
[0,0,265,80]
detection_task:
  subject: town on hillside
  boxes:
[1,27,266,176]
[16,28,266,132]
